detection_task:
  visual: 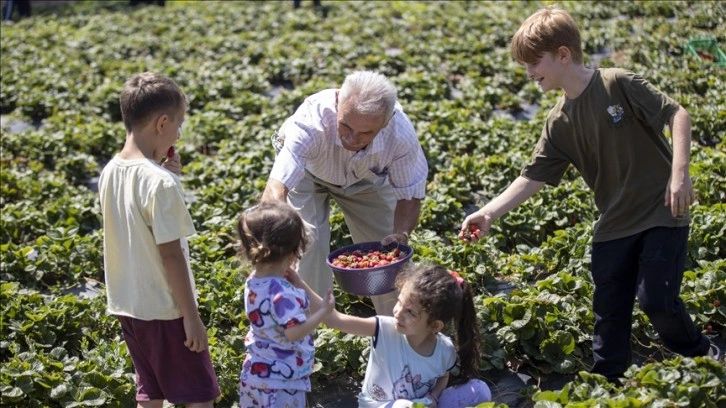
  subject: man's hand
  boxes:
[381,232,408,246]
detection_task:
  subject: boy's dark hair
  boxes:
[395,264,481,382]
[119,72,187,132]
[511,6,584,65]
[237,201,309,265]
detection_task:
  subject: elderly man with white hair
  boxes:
[261,71,428,316]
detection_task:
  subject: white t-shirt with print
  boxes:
[358,316,456,408]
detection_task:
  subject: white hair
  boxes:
[338,71,397,119]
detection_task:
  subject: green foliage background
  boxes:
[1,1,725,407]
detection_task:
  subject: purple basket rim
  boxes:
[326,241,413,272]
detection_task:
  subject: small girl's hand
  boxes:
[284,266,303,287]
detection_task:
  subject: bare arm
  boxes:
[261,179,289,202]
[283,291,335,342]
[459,176,546,241]
[427,373,449,407]
[158,240,208,352]
[382,198,422,245]
[665,106,695,217]
[281,267,335,342]
[285,268,377,337]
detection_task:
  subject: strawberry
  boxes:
[333,248,406,269]
[462,225,482,240]
[167,145,175,159]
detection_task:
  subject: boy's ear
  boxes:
[154,113,170,134]
[557,46,571,63]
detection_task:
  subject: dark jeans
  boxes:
[590,226,710,381]
[3,0,31,20]
[129,0,165,6]
[293,0,322,8]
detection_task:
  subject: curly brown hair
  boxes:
[395,264,482,382]
[237,201,309,265]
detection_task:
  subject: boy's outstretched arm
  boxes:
[459,176,545,242]
[158,240,208,353]
[665,106,696,217]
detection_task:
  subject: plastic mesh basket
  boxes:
[327,241,413,296]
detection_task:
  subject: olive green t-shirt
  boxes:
[521,68,688,242]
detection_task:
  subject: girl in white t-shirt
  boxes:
[288,263,492,408]
[237,201,335,408]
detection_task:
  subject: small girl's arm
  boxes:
[285,267,376,337]
[283,287,334,342]
[425,373,448,407]
[285,266,327,313]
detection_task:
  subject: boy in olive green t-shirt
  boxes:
[459,6,717,382]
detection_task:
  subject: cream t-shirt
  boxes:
[98,156,196,320]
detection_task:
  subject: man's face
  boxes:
[336,97,388,152]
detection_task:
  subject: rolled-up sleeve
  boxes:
[387,122,428,201]
[269,102,322,190]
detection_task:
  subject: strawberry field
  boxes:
[1,1,725,407]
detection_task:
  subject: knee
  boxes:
[638,296,676,318]
[469,379,492,402]
[439,379,492,407]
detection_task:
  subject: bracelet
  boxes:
[426,392,438,405]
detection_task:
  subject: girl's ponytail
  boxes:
[453,278,481,383]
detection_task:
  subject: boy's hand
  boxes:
[665,172,696,217]
[183,314,209,353]
[162,146,182,176]
[459,224,483,242]
[459,210,494,242]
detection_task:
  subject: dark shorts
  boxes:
[119,316,220,404]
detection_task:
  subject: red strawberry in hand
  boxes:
[167,145,175,159]
[461,225,482,240]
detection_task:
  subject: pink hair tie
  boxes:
[448,270,464,286]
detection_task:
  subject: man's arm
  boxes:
[261,179,289,202]
[665,106,695,217]
[158,240,208,352]
[393,198,421,234]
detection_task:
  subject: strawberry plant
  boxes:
[1,1,724,406]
